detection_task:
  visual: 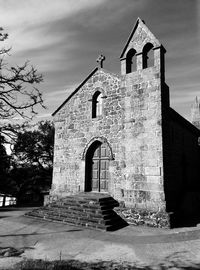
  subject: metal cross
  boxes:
[96,54,105,68]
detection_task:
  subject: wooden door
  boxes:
[91,143,109,192]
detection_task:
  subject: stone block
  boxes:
[146,176,163,184]
[145,166,161,176]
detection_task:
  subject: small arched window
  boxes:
[126,48,137,74]
[142,43,154,69]
[92,91,103,118]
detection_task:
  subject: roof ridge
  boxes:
[52,67,98,116]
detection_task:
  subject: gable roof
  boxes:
[169,107,200,136]
[120,17,141,59]
[52,67,98,116]
[120,17,161,59]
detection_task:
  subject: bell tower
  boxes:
[118,18,169,212]
[120,18,166,82]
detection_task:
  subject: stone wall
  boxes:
[51,64,166,211]
[52,69,122,198]
[119,67,165,210]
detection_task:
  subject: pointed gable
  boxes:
[52,67,98,116]
[120,18,161,59]
[52,68,120,117]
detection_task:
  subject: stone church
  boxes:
[49,18,200,224]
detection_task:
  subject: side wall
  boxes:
[163,110,200,222]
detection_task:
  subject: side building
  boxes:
[191,96,200,130]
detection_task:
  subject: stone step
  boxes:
[25,193,128,231]
[28,204,115,218]
[44,213,117,225]
[60,193,113,203]
[33,207,116,220]
[28,208,116,222]
[51,200,119,210]
[45,205,115,216]
[28,209,120,225]
[27,212,108,230]
[27,211,125,231]
[58,194,118,204]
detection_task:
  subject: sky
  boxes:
[0,0,200,121]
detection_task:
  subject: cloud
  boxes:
[45,85,77,102]
[1,1,106,52]
[0,0,106,28]
[0,0,107,67]
[0,0,200,121]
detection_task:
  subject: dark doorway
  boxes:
[85,141,110,192]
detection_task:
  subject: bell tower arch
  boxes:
[120,17,166,81]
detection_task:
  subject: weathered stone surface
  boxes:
[51,18,166,212]
[49,17,200,228]
[52,62,165,210]
[115,206,170,228]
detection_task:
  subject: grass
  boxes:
[2,255,199,270]
[4,258,200,270]
[10,259,139,270]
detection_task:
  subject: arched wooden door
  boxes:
[85,141,110,192]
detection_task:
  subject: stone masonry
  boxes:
[49,18,200,225]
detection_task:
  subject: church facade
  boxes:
[50,18,200,220]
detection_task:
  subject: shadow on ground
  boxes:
[0,229,82,238]
[170,212,200,229]
[0,207,36,212]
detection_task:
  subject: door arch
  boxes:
[85,140,110,192]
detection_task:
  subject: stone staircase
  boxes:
[25,193,128,231]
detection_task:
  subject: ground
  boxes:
[0,207,200,269]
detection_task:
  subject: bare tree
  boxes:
[0,27,45,142]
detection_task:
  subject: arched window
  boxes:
[92,91,103,118]
[142,43,154,69]
[126,48,137,74]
